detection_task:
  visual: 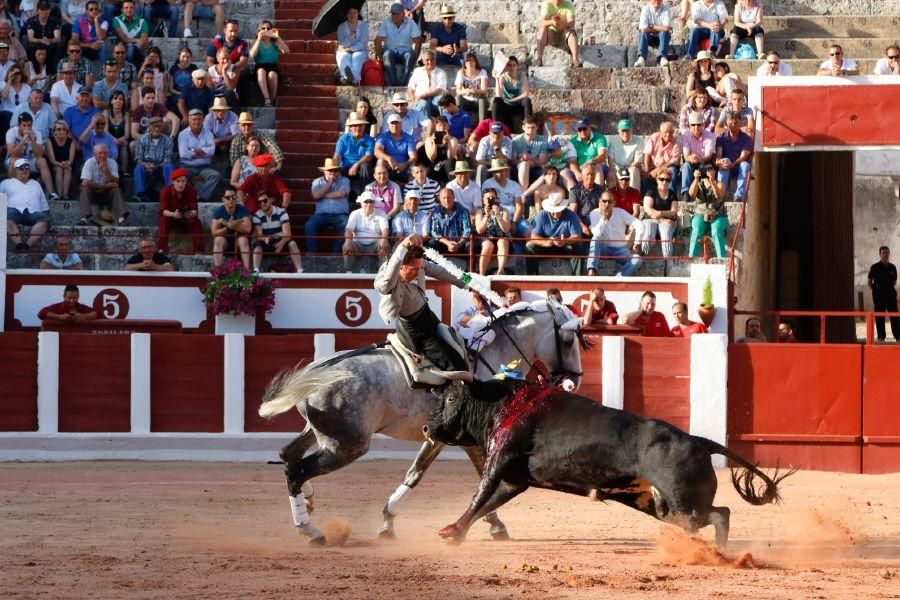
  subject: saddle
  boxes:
[387,324,473,389]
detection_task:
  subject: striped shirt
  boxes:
[403,178,441,213]
[134,132,174,165]
[253,206,289,238]
[229,131,283,166]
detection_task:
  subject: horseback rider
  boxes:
[375,233,470,376]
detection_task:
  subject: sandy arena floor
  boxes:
[1,460,899,599]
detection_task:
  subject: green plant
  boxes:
[701,276,714,307]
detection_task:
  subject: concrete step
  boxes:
[760,15,900,38]
[764,37,894,59]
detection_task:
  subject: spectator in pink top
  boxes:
[642,121,681,195]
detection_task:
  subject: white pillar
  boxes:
[130,333,151,433]
[600,336,625,410]
[314,333,336,359]
[223,333,245,434]
[690,333,729,468]
[36,331,59,433]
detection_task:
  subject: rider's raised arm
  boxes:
[423,260,467,289]
[374,244,407,294]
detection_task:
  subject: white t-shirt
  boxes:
[756,61,793,77]
[0,177,49,213]
[691,0,728,25]
[5,127,44,160]
[818,58,858,73]
[479,178,523,215]
[346,208,389,241]
[454,68,487,102]
[50,80,82,115]
[873,57,899,75]
[445,179,481,213]
[407,66,447,98]
[588,207,643,248]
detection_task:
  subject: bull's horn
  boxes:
[435,370,474,383]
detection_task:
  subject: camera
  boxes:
[179,207,192,215]
[434,131,446,143]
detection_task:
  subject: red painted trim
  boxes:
[58,334,131,432]
[150,335,224,432]
[734,434,862,443]
[0,332,38,431]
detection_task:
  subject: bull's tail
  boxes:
[698,438,797,506]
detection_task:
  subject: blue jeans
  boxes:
[382,48,414,86]
[304,212,349,254]
[143,2,179,35]
[7,207,50,226]
[181,164,222,200]
[636,30,671,60]
[687,27,724,59]
[415,97,441,118]
[588,241,641,276]
[679,161,708,197]
[133,162,174,195]
[716,161,751,200]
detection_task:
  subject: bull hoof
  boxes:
[308,535,327,547]
[490,529,511,541]
[377,527,397,541]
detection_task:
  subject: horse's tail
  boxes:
[697,437,797,506]
[258,363,353,419]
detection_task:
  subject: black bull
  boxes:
[424,380,793,548]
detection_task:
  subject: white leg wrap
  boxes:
[386,484,413,516]
[289,493,310,527]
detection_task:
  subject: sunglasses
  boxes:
[889,55,900,60]
[260,27,271,31]
[599,199,612,203]
[223,194,237,199]
[576,127,588,131]
[689,123,703,127]
[767,60,779,65]
[69,49,81,53]
[88,7,99,12]
[830,52,842,56]
[442,16,454,19]
[259,198,271,203]
[658,177,671,182]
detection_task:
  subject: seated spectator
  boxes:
[229,134,260,188]
[686,0,728,59]
[535,0,580,67]
[123,237,174,271]
[177,108,221,201]
[365,161,404,217]
[46,120,76,201]
[6,113,55,196]
[177,68,214,123]
[230,112,283,170]
[587,190,644,276]
[141,0,178,37]
[335,7,368,85]
[454,289,494,330]
[481,158,527,238]
[475,120,513,184]
[92,59,128,110]
[3,157,50,252]
[111,43,137,89]
[207,50,240,110]
[537,137,578,192]
[41,235,85,269]
[78,113,119,161]
[374,113,417,182]
[374,2,422,87]
[729,0,763,58]
[399,0,426,32]
[708,60,743,107]
[1,66,31,126]
[642,120,681,195]
[206,19,249,75]
[305,158,351,254]
[438,95,472,144]
[454,52,489,124]
[62,88,98,142]
[818,44,859,76]
[491,56,531,130]
[211,185,252,269]
[777,321,797,343]
[24,2,63,72]
[111,0,148,66]
[343,191,390,273]
[606,119,643,189]
[383,91,431,143]
[445,160,479,214]
[132,115,174,201]
[680,111,716,193]
[168,46,198,97]
[874,44,900,76]
[131,85,178,142]
[570,119,608,185]
[0,41,13,82]
[504,286,524,306]
[671,301,708,338]
[391,189,427,241]
[423,187,470,255]
[13,88,57,140]
[686,163,726,257]
[416,115,460,184]
[756,51,792,77]
[512,116,548,193]
[640,170,678,258]
[610,166,642,220]
[714,88,754,136]
[347,96,379,137]
[634,0,672,68]
[429,4,467,66]
[715,113,752,200]
[61,0,87,42]
[532,164,568,224]
[525,193,583,276]
[56,42,94,89]
[403,162,441,212]
[685,50,715,96]
[38,284,98,322]
[568,162,603,237]
[625,291,670,337]
[72,1,109,65]
[466,116,510,156]
[182,0,225,38]
[79,143,126,225]
[678,88,716,135]
[581,288,619,326]
[239,153,290,213]
[334,111,375,195]
[157,168,202,253]
[253,189,303,273]
[407,49,447,118]
[736,316,767,343]
[250,20,288,107]
[202,96,237,156]
[474,188,512,275]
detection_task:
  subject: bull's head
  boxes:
[425,381,478,447]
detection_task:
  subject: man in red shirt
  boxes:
[670,301,708,338]
[158,168,203,253]
[580,287,619,326]
[239,153,291,213]
[626,290,671,337]
[610,166,642,219]
[37,284,98,323]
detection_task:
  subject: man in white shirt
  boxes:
[79,143,127,226]
[445,160,480,214]
[406,49,447,118]
[756,51,793,77]
[49,63,81,118]
[817,44,859,76]
[686,0,728,59]
[177,109,222,200]
[635,0,672,67]
[587,190,644,276]
[382,92,431,143]
[344,191,391,272]
[3,157,50,252]
[606,118,644,189]
[873,44,900,75]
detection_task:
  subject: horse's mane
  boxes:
[475,305,594,352]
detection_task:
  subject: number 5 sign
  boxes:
[92,288,130,320]
[335,291,372,327]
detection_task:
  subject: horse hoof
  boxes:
[376,528,397,541]
[490,529,511,541]
[305,498,315,514]
[309,536,327,547]
[438,524,465,544]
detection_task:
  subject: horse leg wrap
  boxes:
[386,484,413,516]
[289,493,310,526]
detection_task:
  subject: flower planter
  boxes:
[697,305,717,329]
[215,313,256,336]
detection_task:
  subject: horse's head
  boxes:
[539,300,589,389]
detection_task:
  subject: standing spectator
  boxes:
[525,192,583,275]
[777,321,797,343]
[817,44,859,76]
[391,189,426,241]
[343,191,390,273]
[123,238,174,271]
[678,88,716,135]
[182,0,225,38]
[365,161,404,217]
[335,7,367,85]
[473,188,511,275]
[37,284,98,321]
[445,160,479,214]
[423,187,470,255]
[729,0,763,59]
[78,143,126,225]
[475,121,513,184]
[132,115,174,201]
[626,291,671,336]
[406,49,447,118]
[141,0,178,38]
[606,119,643,189]
[3,157,50,252]
[587,190,644,276]
[535,0,580,67]
[512,116,548,193]
[382,92,430,143]
[735,316,766,343]
[374,3,422,87]
[491,56,531,130]
[230,111,283,169]
[6,113,56,197]
[454,52,489,124]
[177,68,214,122]
[157,167,203,253]
[480,158,526,239]
[715,113,752,200]
[250,20,288,107]
[634,0,672,68]
[78,113,119,161]
[252,189,303,273]
[206,19,249,75]
[437,95,471,145]
[868,246,899,342]
[874,44,900,76]
[680,111,716,193]
[429,4,467,67]
[642,121,681,195]
[41,235,85,269]
[239,153,290,213]
[570,118,608,185]
[686,0,728,59]
[610,166,643,220]
[111,0,148,66]
[568,162,603,237]
[210,185,252,269]
[177,108,221,201]
[686,163,726,257]
[671,302,708,338]
[581,288,619,326]
[305,158,350,254]
[72,1,108,67]
[24,2,63,70]
[92,59,128,110]
[334,111,375,195]
[374,113,417,182]
[640,169,678,257]
[62,87,98,141]
[49,62,81,118]
[46,119,75,200]
[756,51,792,77]
[403,162,441,212]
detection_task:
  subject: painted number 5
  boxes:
[335,291,371,327]
[93,288,130,320]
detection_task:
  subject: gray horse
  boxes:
[258,304,586,545]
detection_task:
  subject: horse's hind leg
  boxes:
[378,439,445,540]
[462,445,510,540]
[280,426,317,509]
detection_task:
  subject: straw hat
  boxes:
[318,157,341,171]
[439,4,456,17]
[345,111,369,127]
[211,96,230,111]
[449,160,473,174]
[695,50,714,63]
[238,112,255,124]
[389,92,408,104]
[487,158,510,172]
[541,192,567,213]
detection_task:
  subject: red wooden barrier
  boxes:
[728,344,863,472]
[0,332,38,431]
[862,346,900,474]
[334,331,389,350]
[244,335,315,433]
[58,334,131,432]
[150,335,223,432]
[623,338,691,431]
[578,333,604,403]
